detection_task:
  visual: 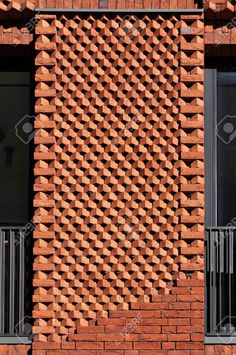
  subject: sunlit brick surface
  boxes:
[53,14,180,326]
[0,0,198,11]
[32,13,205,346]
[180,14,204,278]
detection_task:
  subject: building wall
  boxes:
[32,10,204,354]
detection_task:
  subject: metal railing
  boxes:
[205,227,236,337]
[0,226,31,342]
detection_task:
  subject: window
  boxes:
[0,66,32,343]
[205,69,236,343]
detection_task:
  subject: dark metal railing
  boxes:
[205,227,236,337]
[0,226,31,341]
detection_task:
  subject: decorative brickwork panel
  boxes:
[52,14,181,331]
[33,12,205,350]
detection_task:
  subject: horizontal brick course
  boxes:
[0,0,200,13]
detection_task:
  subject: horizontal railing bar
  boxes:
[206,226,236,230]
[0,336,32,344]
[0,227,26,230]
[205,336,236,344]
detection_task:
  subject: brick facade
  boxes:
[0,0,232,354]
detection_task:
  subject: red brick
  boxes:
[110,311,161,318]
[162,311,178,318]
[177,326,203,333]
[97,351,124,355]
[169,302,190,309]
[61,342,75,349]
[160,0,169,8]
[105,342,132,349]
[168,352,190,355]
[139,334,167,341]
[168,334,190,341]
[162,342,175,349]
[0,347,9,355]
[68,351,96,355]
[191,318,204,326]
[134,342,161,349]
[151,0,160,7]
[161,295,177,302]
[191,303,204,310]
[143,0,151,7]
[116,0,126,7]
[177,311,203,318]
[141,318,168,326]
[190,288,204,295]
[69,334,97,341]
[172,287,190,294]
[98,318,125,325]
[191,333,204,341]
[33,343,59,350]
[168,318,190,325]
[76,326,104,333]
[106,326,127,333]
[135,326,161,333]
[141,302,168,309]
[178,0,187,9]
[98,334,138,341]
[75,342,104,349]
[177,295,203,302]
[205,346,215,355]
[176,342,204,350]
[178,280,203,287]
[162,326,176,333]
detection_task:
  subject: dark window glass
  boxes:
[0,72,30,224]
[217,72,236,226]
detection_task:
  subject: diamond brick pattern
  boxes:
[33,13,183,338]
[54,13,181,328]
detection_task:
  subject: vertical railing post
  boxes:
[9,229,15,335]
[18,228,25,336]
[0,229,5,334]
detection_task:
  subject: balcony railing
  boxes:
[205,226,236,337]
[0,226,31,343]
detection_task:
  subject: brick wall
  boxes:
[0,345,31,355]
[0,0,206,354]
[32,10,204,354]
[32,283,204,354]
